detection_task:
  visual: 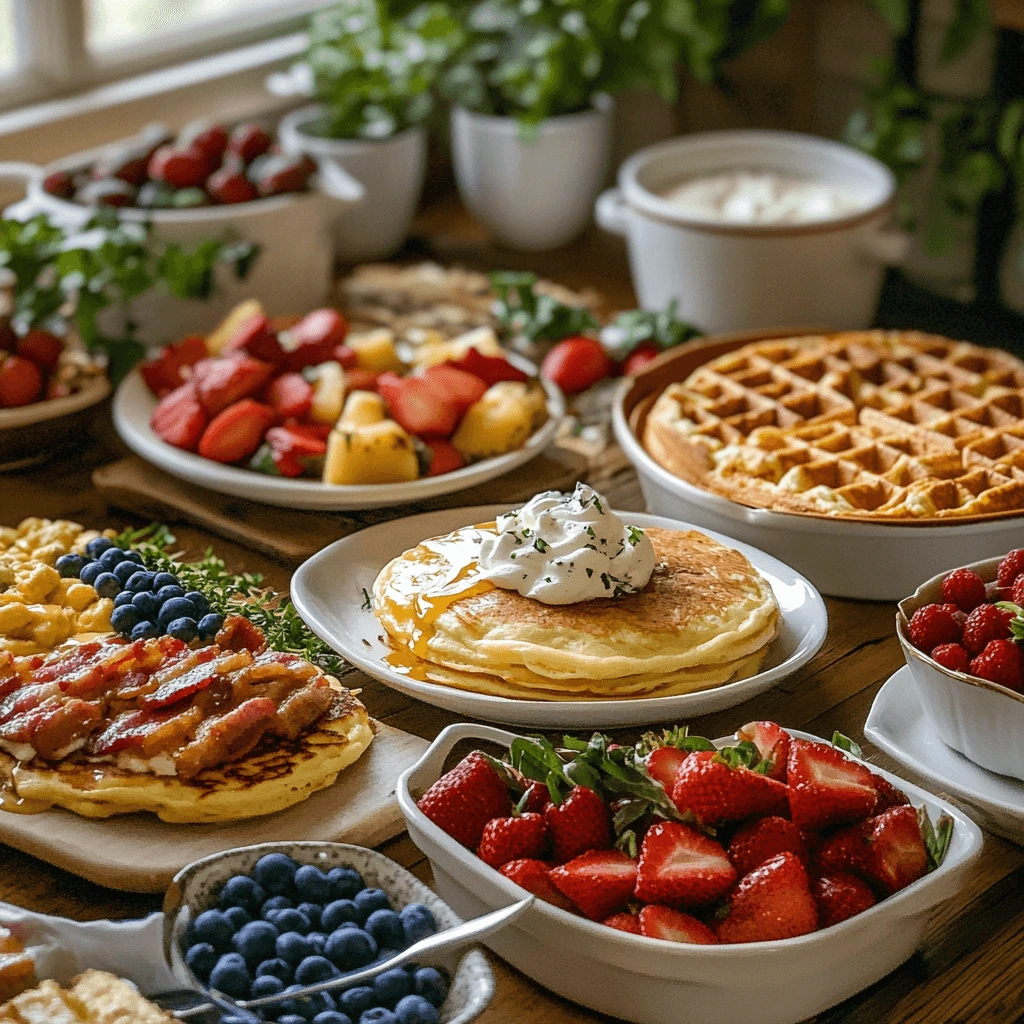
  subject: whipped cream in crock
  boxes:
[660,170,867,225]
[477,483,656,605]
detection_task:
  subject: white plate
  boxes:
[112,357,564,510]
[865,666,1024,845]
[290,505,828,728]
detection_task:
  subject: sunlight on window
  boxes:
[0,0,15,72]
[86,0,274,52]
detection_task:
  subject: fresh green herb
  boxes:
[533,537,549,553]
[601,299,702,358]
[626,525,644,547]
[489,271,597,343]
[832,731,864,759]
[115,523,345,675]
[361,588,372,611]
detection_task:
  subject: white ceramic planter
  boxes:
[595,130,909,333]
[450,99,612,251]
[279,105,426,261]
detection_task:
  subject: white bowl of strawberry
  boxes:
[898,548,1024,781]
[397,721,981,1024]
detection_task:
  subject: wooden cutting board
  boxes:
[92,448,588,564]
[0,720,427,893]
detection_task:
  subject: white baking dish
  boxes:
[398,722,983,1024]
[897,555,1024,781]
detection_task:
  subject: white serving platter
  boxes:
[290,504,828,728]
[112,356,564,510]
[865,666,1024,845]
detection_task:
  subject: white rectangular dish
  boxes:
[397,722,984,1024]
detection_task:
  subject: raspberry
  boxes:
[1012,576,1024,607]
[997,550,1024,588]
[931,643,970,673]
[969,639,1022,690]
[962,604,1014,654]
[941,603,967,630]
[907,603,961,653]
[941,568,986,612]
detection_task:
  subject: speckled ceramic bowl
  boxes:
[162,841,494,1024]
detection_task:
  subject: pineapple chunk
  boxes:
[308,362,346,425]
[452,381,537,460]
[348,329,406,373]
[340,390,386,428]
[411,327,503,369]
[206,299,264,355]
[324,420,419,485]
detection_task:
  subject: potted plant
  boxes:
[274,0,463,261]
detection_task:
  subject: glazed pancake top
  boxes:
[643,330,1024,522]
[372,525,779,700]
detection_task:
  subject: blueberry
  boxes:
[185,942,218,981]
[98,547,128,569]
[153,572,179,590]
[399,905,436,947]
[324,928,377,970]
[221,874,267,914]
[354,889,390,918]
[321,900,360,932]
[294,865,333,904]
[122,549,144,564]
[131,620,159,641]
[251,973,285,998]
[373,967,412,1009]
[313,1013,353,1024]
[394,995,439,1024]
[209,953,250,998]
[360,1010,398,1024]
[223,906,252,931]
[256,957,293,983]
[113,559,141,584]
[113,590,136,608]
[262,895,294,919]
[184,590,210,616]
[297,902,323,929]
[79,561,104,585]
[198,612,225,640]
[167,616,199,642]
[254,852,298,895]
[85,537,114,558]
[92,572,121,599]
[132,591,160,620]
[55,553,88,578]
[277,931,314,964]
[126,570,155,593]
[295,955,337,985]
[307,931,327,953]
[327,866,364,901]
[365,910,403,951]
[156,584,185,604]
[233,920,279,964]
[338,987,375,1018]
[412,967,447,1007]
[158,596,196,627]
[275,909,311,935]
[192,909,233,950]
[110,605,140,635]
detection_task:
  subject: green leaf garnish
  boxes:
[832,732,864,759]
[919,806,955,871]
[489,270,597,343]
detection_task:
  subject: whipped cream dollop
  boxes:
[476,483,656,605]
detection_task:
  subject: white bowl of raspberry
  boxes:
[897,549,1024,781]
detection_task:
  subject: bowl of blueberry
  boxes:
[163,841,494,1024]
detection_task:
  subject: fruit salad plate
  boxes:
[290,504,828,728]
[865,667,1024,844]
[113,361,564,511]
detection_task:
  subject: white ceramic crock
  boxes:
[0,130,364,346]
[595,130,909,333]
[279,105,426,261]
[897,556,1024,782]
[450,98,612,251]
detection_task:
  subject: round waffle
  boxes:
[643,330,1024,522]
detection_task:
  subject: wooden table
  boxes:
[3,197,1023,1024]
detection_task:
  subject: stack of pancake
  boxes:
[373,525,779,701]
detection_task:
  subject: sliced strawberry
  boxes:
[477,812,548,869]
[638,905,718,944]
[737,721,790,781]
[423,365,488,415]
[140,335,208,395]
[345,368,381,393]
[548,850,637,921]
[499,859,577,913]
[192,353,274,415]
[334,344,357,369]
[644,745,689,792]
[871,771,912,812]
[377,371,461,438]
[417,751,513,848]
[265,372,314,421]
[727,816,808,877]
[786,738,878,832]
[544,786,612,863]
[813,872,877,928]
[226,313,285,364]
[603,912,641,935]
[634,821,737,908]
[671,750,789,825]
[151,382,208,452]
[715,852,818,943]
[266,424,327,458]
[284,419,331,441]
[449,348,528,385]
[425,439,465,477]
[284,308,349,371]
[198,399,274,464]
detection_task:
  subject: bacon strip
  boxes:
[174,697,277,778]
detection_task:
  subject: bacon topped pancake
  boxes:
[0,616,371,822]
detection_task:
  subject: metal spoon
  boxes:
[163,896,534,1020]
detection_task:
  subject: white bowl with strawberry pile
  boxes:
[398,722,982,1024]
[897,550,1024,782]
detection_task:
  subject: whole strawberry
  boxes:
[478,812,548,869]
[907,603,961,652]
[969,639,1022,690]
[548,849,638,920]
[545,785,612,863]
[813,872,877,928]
[671,750,789,825]
[417,751,512,848]
[997,549,1024,588]
[634,821,737,907]
[499,858,577,912]
[941,568,986,612]
[930,643,970,674]
[962,604,1014,654]
[715,852,818,943]
[727,816,808,877]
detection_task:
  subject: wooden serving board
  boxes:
[92,448,588,564]
[0,720,427,893]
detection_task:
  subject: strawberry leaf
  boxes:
[832,732,864,759]
[712,741,770,773]
[919,806,955,871]
[615,829,639,860]
[509,736,571,803]
[636,726,714,756]
[996,602,1024,641]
